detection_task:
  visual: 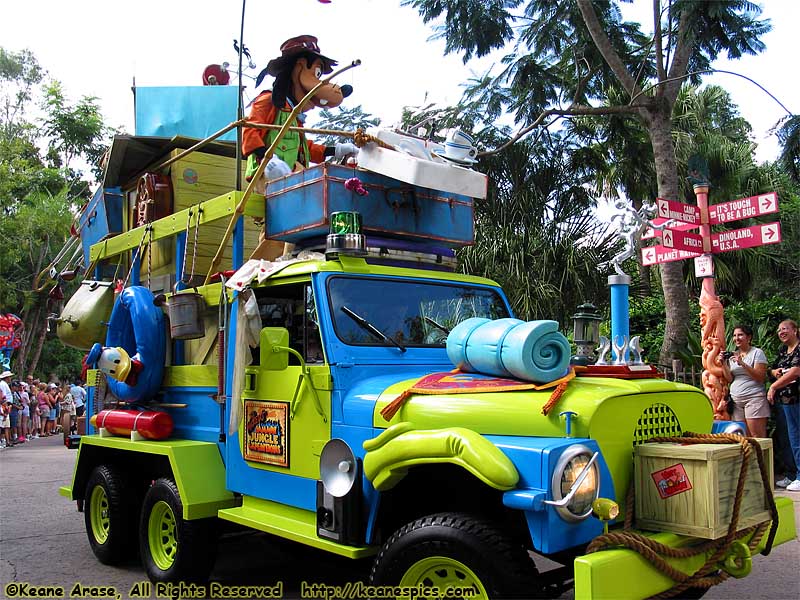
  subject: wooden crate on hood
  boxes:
[633,439,773,539]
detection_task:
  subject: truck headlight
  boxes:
[547,444,599,522]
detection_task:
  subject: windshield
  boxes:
[327,276,510,348]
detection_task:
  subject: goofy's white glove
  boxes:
[265,155,292,180]
[334,142,359,162]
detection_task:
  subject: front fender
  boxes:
[362,422,519,491]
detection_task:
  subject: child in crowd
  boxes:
[18,381,30,442]
[0,396,12,448]
[60,383,76,438]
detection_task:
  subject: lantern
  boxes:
[572,302,602,365]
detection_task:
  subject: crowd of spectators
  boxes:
[0,371,85,448]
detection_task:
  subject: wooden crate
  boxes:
[129,150,262,279]
[167,150,261,277]
[633,439,773,539]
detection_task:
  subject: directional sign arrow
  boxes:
[761,222,779,242]
[641,218,698,240]
[709,191,779,225]
[710,221,782,254]
[759,192,777,213]
[661,228,705,253]
[694,255,714,278]
[641,245,700,266]
[656,197,701,225]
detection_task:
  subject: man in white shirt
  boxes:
[70,382,86,417]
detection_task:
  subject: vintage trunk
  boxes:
[265,163,476,247]
[633,439,773,539]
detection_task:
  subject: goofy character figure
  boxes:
[243,35,356,185]
[243,35,356,259]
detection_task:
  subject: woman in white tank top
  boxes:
[722,324,768,437]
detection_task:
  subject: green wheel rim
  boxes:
[148,500,177,571]
[89,485,110,544]
[399,556,488,599]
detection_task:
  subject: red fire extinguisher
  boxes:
[90,409,174,440]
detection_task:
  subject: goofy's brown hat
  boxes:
[265,35,337,77]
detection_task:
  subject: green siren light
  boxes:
[326,211,367,258]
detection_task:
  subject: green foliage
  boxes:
[630,293,800,369]
[37,335,84,382]
[312,104,381,146]
[0,48,43,138]
[40,80,110,186]
[402,0,520,62]
[777,115,800,182]
[1,47,112,375]
[0,188,72,308]
[629,294,700,366]
[456,132,617,327]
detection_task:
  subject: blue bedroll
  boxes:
[447,318,570,383]
[105,286,166,403]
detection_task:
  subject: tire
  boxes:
[139,478,217,583]
[84,465,138,565]
[370,512,539,599]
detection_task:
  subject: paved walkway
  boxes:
[1,434,798,599]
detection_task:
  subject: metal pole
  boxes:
[236,0,246,192]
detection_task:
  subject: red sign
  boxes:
[641,218,698,240]
[710,221,782,254]
[651,463,693,499]
[661,228,705,253]
[656,198,701,225]
[709,192,779,225]
[641,245,700,266]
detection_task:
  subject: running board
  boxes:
[217,496,377,559]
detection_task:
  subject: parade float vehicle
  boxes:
[55,80,796,600]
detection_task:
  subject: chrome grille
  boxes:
[633,403,682,445]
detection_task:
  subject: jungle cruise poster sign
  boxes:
[244,400,289,467]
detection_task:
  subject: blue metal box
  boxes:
[80,187,124,266]
[265,164,474,247]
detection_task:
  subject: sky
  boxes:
[1,0,796,165]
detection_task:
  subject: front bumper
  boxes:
[573,496,796,600]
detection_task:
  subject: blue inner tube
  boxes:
[105,286,165,403]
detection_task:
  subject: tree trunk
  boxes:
[28,313,48,376]
[14,302,41,376]
[642,106,690,365]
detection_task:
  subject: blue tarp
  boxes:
[135,86,238,141]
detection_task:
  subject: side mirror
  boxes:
[260,327,290,371]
